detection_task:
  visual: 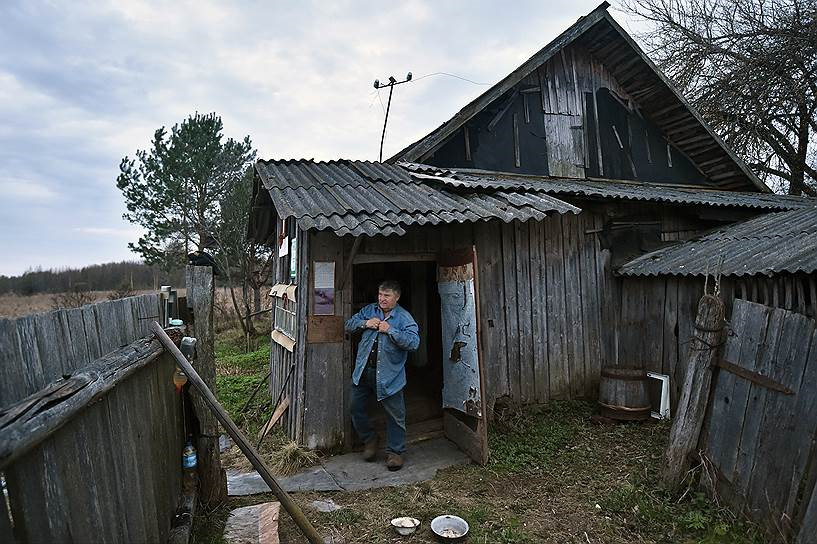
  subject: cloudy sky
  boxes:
[0,0,640,277]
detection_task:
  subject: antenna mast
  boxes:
[374,72,412,162]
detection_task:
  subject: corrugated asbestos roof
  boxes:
[401,163,812,211]
[254,159,580,237]
[618,206,817,277]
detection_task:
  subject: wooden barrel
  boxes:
[598,367,651,421]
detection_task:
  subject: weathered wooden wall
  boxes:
[616,273,817,408]
[268,225,310,443]
[0,318,185,542]
[0,293,162,409]
[281,211,613,449]
[699,299,817,543]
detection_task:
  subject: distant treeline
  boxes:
[0,261,186,296]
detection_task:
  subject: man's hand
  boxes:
[365,317,381,330]
[377,321,390,333]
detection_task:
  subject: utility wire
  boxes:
[410,71,492,86]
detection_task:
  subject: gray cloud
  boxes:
[0,0,627,275]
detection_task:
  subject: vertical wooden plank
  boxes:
[64,307,92,370]
[475,221,510,407]
[83,395,128,543]
[12,315,46,397]
[746,310,815,523]
[33,311,72,381]
[141,361,168,540]
[562,213,585,398]
[94,300,119,355]
[706,300,771,480]
[0,319,24,408]
[5,439,71,542]
[82,303,103,361]
[53,413,108,543]
[730,308,786,496]
[501,222,521,402]
[545,214,569,398]
[294,228,310,443]
[529,220,549,403]
[512,113,521,168]
[674,280,699,400]
[595,215,616,370]
[105,383,148,542]
[578,212,601,397]
[644,278,666,374]
[514,221,534,404]
[662,279,680,407]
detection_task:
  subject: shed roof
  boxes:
[401,163,812,212]
[617,206,817,277]
[254,159,580,237]
[390,2,768,193]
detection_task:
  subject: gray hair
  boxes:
[378,280,401,295]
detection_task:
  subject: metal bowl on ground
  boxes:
[430,515,469,541]
[390,516,420,536]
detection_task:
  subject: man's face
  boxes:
[378,289,400,312]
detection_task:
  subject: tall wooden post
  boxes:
[662,293,725,488]
[185,265,227,506]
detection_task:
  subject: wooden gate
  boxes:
[701,299,817,542]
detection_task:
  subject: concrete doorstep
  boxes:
[227,437,470,496]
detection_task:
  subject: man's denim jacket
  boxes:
[344,303,420,400]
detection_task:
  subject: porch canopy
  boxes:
[253,159,581,237]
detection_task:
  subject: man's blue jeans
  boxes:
[351,367,406,455]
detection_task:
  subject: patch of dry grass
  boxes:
[269,441,321,476]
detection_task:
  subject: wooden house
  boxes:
[247,2,812,462]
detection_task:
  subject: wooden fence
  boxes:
[0,294,189,543]
[0,294,162,408]
[700,299,817,543]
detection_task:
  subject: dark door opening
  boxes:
[351,261,443,443]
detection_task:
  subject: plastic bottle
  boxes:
[173,367,188,393]
[182,440,197,469]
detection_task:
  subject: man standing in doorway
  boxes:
[345,280,420,471]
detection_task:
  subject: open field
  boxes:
[0,290,155,318]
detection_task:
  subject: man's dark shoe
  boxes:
[386,453,404,471]
[362,437,378,462]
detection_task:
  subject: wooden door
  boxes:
[437,247,489,464]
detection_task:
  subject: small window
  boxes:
[269,283,297,351]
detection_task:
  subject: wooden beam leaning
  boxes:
[0,336,164,469]
[662,293,726,488]
[150,322,324,544]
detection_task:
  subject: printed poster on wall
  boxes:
[313,261,335,315]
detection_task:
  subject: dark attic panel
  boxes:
[585,88,704,185]
[427,85,550,175]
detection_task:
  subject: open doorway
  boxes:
[351,260,443,443]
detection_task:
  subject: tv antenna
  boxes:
[374,72,412,162]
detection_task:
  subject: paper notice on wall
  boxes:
[278,236,289,257]
[314,261,335,315]
[314,262,334,288]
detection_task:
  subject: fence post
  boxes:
[185,265,227,506]
[662,292,725,488]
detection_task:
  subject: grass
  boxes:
[267,402,764,544]
[197,329,764,543]
[211,325,308,473]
